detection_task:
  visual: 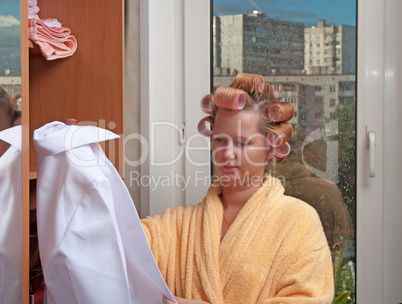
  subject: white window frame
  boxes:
[140,0,210,217]
[356,0,384,301]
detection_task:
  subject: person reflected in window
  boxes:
[140,73,334,304]
[0,87,20,156]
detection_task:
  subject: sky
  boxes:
[0,0,20,20]
[0,0,21,76]
[213,0,357,27]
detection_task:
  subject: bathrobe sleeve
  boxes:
[141,205,191,277]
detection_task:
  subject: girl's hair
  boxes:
[198,73,294,163]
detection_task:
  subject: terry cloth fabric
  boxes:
[142,176,334,304]
[34,121,176,304]
[0,126,22,304]
[28,0,40,18]
[28,17,77,60]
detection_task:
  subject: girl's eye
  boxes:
[235,141,248,147]
[213,137,226,144]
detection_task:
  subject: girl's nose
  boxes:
[223,141,235,160]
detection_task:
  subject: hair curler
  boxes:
[266,122,293,147]
[197,116,214,137]
[267,102,295,122]
[200,94,213,114]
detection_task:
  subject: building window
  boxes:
[330,99,336,106]
[329,85,336,92]
[339,82,355,91]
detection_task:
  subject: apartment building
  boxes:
[304,19,356,75]
[213,12,305,76]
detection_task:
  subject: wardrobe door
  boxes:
[28,0,125,177]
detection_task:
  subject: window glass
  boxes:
[213,1,356,302]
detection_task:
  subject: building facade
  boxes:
[213,12,305,76]
[304,20,356,75]
[0,75,21,96]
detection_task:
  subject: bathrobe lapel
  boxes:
[190,184,225,303]
[212,177,286,292]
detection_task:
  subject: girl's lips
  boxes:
[223,165,238,170]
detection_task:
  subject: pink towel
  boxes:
[28,18,77,60]
[28,0,39,17]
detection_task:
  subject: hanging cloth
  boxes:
[0,126,22,304]
[34,121,176,304]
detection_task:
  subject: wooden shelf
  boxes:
[28,39,42,56]
[29,170,37,180]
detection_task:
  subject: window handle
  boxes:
[367,125,377,177]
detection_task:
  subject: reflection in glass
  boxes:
[213,1,356,302]
[0,0,22,302]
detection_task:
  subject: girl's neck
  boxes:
[220,183,260,211]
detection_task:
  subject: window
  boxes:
[212,1,357,302]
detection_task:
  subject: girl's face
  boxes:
[212,108,269,190]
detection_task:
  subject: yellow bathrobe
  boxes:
[141,176,334,304]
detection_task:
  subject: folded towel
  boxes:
[28,18,77,60]
[142,176,334,304]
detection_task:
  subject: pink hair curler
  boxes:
[198,116,213,137]
[214,87,248,110]
[268,102,295,122]
[274,142,291,159]
[267,131,284,148]
[200,95,213,114]
[266,122,293,147]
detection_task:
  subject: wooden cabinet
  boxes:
[21,0,124,301]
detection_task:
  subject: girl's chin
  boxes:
[216,172,265,189]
